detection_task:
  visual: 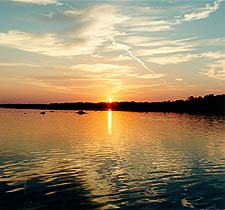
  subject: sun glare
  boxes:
[108,97,113,103]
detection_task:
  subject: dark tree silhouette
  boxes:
[1,94,225,115]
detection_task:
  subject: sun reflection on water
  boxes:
[107,110,112,135]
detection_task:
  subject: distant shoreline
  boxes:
[1,93,225,115]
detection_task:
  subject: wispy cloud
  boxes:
[115,36,198,61]
[69,63,165,82]
[10,0,61,5]
[41,12,54,18]
[203,60,225,80]
[127,25,171,32]
[70,63,133,74]
[122,18,172,32]
[146,51,225,65]
[137,73,165,79]
[118,36,159,47]
[201,51,225,59]
[120,0,222,33]
[0,5,128,57]
[13,74,123,95]
[0,29,112,57]
[176,78,183,81]
[119,36,198,49]
[0,62,40,67]
[64,4,128,38]
[146,54,199,65]
[0,30,90,56]
[183,0,222,21]
[135,45,194,57]
[111,55,133,62]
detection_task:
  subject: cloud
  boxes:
[201,51,225,59]
[122,19,172,32]
[64,10,82,16]
[0,30,92,56]
[137,73,165,79]
[183,0,222,21]
[10,0,61,5]
[13,74,124,94]
[69,63,165,81]
[146,51,225,65]
[118,36,159,47]
[204,60,225,80]
[111,55,133,62]
[0,28,118,57]
[147,54,200,65]
[70,63,133,74]
[0,62,40,67]
[199,37,225,46]
[135,45,194,57]
[115,36,197,60]
[120,0,222,34]
[120,36,198,49]
[0,5,128,57]
[41,12,54,18]
[64,4,128,38]
[127,25,171,32]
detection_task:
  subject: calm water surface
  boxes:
[0,109,225,209]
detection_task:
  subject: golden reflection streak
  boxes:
[107,110,112,135]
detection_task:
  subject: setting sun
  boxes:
[108,97,113,103]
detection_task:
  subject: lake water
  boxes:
[0,109,225,210]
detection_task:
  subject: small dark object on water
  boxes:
[24,113,27,115]
[40,111,46,115]
[76,110,87,115]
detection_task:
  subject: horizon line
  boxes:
[1,93,224,105]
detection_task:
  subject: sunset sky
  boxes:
[0,0,225,103]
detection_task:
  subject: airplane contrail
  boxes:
[126,48,155,74]
[111,37,166,84]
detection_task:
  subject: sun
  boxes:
[108,97,113,103]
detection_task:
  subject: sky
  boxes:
[0,0,225,103]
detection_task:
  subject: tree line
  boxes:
[1,94,225,115]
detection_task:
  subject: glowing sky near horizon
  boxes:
[0,0,225,103]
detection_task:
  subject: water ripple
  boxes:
[0,110,225,209]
